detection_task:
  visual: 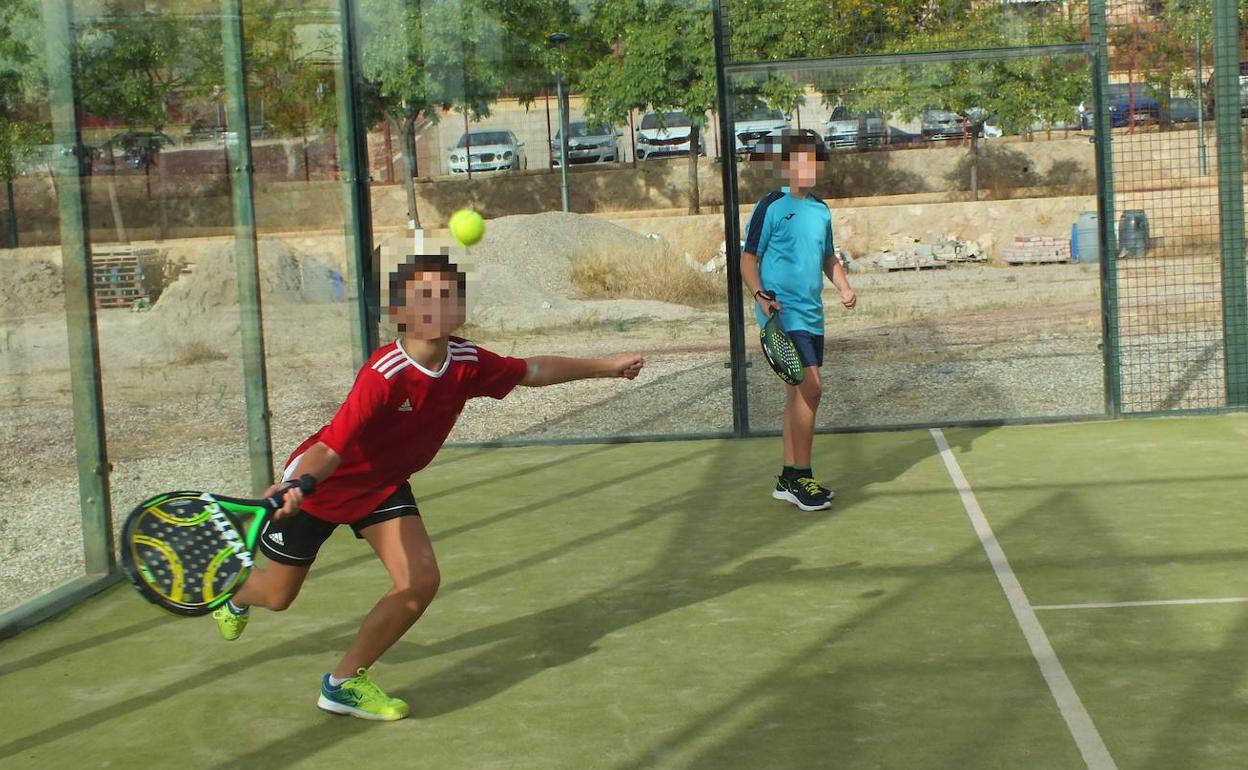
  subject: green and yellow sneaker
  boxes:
[317,668,410,722]
[212,602,249,641]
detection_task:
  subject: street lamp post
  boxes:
[548,32,571,213]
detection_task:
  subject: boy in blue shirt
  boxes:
[741,130,857,511]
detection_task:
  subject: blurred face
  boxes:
[784,149,821,189]
[389,270,465,339]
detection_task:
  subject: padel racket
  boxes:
[120,474,316,616]
[758,293,804,386]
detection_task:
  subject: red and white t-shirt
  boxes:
[286,337,527,524]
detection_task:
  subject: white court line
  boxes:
[1035,597,1248,611]
[930,428,1117,770]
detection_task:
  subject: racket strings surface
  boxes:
[761,318,804,385]
[128,497,251,607]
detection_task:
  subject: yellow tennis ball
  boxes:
[449,209,485,246]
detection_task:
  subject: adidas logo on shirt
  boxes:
[399,398,413,412]
[268,532,285,546]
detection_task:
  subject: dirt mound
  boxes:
[0,259,63,319]
[457,212,700,330]
[153,238,339,319]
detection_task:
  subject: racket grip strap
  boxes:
[266,474,317,510]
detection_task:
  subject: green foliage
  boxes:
[76,4,215,130]
[807,6,1089,134]
[241,0,339,136]
[582,0,715,126]
[0,0,49,183]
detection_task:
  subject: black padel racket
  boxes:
[120,474,316,616]
[759,297,804,386]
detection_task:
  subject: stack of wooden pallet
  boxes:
[92,247,154,309]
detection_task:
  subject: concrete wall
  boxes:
[8,133,1101,242]
[7,125,1227,255]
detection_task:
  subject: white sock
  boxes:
[327,674,352,687]
[227,600,248,615]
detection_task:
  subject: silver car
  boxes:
[448,130,527,174]
[636,111,705,160]
[552,122,621,166]
[824,107,886,149]
[921,109,967,140]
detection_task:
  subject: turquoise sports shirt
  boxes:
[745,187,835,336]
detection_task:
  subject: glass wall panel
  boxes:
[0,0,89,612]
[354,0,734,442]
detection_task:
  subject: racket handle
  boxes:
[265,474,317,510]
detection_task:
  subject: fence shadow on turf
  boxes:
[205,427,995,770]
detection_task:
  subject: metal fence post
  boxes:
[222,0,275,492]
[1089,0,1121,417]
[42,0,114,574]
[711,0,750,437]
[1212,0,1248,406]
[337,0,379,366]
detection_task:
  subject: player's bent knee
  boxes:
[266,584,304,611]
[393,564,440,608]
[267,594,295,612]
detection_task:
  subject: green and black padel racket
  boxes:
[758,292,805,386]
[120,475,316,616]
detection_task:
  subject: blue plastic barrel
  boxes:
[1074,211,1099,263]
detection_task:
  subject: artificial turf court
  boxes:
[3,415,1247,770]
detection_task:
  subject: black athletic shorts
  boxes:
[257,482,420,566]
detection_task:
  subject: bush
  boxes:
[570,249,721,307]
[172,340,228,364]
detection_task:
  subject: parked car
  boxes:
[1164,97,1202,124]
[551,122,621,166]
[448,129,526,174]
[747,127,825,159]
[636,111,705,160]
[730,104,790,156]
[93,130,176,169]
[883,126,924,146]
[825,106,886,149]
[1080,83,1190,129]
[1203,62,1248,117]
[183,119,224,145]
[921,109,967,140]
[1100,84,1161,127]
[961,107,1005,138]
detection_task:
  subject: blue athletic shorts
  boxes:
[787,331,824,369]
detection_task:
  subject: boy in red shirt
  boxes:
[214,254,645,721]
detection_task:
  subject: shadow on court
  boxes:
[200,428,995,770]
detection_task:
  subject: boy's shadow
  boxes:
[391,555,820,717]
[387,426,970,715]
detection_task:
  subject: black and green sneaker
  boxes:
[773,475,833,511]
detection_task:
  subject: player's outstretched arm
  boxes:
[521,354,645,387]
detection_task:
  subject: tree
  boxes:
[242,0,339,140]
[0,0,49,249]
[76,4,214,132]
[359,0,529,229]
[583,0,716,214]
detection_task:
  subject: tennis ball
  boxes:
[449,209,485,246]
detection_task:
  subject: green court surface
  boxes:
[2,416,1247,769]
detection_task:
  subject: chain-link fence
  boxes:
[6,0,1248,636]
